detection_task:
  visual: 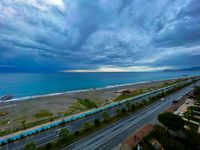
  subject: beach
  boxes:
[0,77,187,131]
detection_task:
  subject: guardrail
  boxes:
[0,79,193,145]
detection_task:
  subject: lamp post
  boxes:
[8,119,13,133]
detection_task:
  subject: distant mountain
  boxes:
[163,66,200,72]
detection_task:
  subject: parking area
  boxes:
[175,98,195,116]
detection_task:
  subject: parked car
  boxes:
[173,100,178,103]
[185,101,189,104]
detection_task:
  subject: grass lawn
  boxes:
[76,98,98,109]
[34,110,52,118]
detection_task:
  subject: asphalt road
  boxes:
[63,82,198,150]
[0,81,197,150]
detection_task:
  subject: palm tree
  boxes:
[185,109,192,123]
[116,108,121,116]
[131,104,136,111]
[102,112,109,121]
[125,102,131,111]
[59,128,69,140]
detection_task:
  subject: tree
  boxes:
[46,143,52,150]
[126,102,131,111]
[116,108,121,116]
[121,108,127,115]
[142,100,148,105]
[74,131,79,136]
[184,108,193,123]
[22,120,26,129]
[83,122,91,131]
[131,104,136,111]
[61,118,65,125]
[94,119,100,126]
[193,85,200,105]
[158,112,184,132]
[102,112,109,121]
[59,128,69,140]
[193,85,200,96]
[24,141,36,150]
[49,113,54,121]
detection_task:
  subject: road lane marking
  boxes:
[12,133,57,150]
[84,98,184,150]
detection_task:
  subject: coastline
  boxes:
[9,75,193,102]
[0,76,195,130]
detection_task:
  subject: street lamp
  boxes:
[8,119,13,133]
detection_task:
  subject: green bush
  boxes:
[158,112,184,132]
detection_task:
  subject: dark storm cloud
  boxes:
[153,1,200,48]
[0,0,200,72]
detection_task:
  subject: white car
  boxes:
[161,98,165,101]
[173,111,183,116]
[185,101,189,104]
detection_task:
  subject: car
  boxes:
[173,111,183,116]
[185,101,189,104]
[173,100,178,103]
[161,98,165,101]
[179,112,183,117]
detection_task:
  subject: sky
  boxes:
[0,0,200,72]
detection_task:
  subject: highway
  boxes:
[63,82,198,150]
[0,81,197,150]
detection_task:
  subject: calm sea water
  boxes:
[0,71,199,98]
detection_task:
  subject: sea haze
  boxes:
[0,71,199,98]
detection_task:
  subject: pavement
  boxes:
[0,81,198,150]
[177,99,195,113]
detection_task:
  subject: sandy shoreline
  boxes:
[0,77,189,130]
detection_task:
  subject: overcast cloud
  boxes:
[0,0,200,72]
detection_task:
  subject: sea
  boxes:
[0,71,200,99]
